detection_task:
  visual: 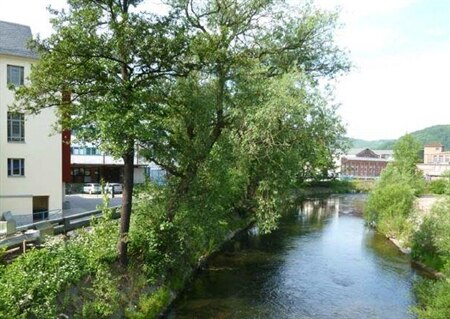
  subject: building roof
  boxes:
[342,156,390,162]
[425,142,443,147]
[0,20,37,59]
[356,148,379,158]
[347,148,394,156]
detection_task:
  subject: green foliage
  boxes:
[412,196,450,271]
[393,134,422,177]
[364,134,425,242]
[127,286,171,319]
[429,179,449,195]
[4,0,349,316]
[364,166,415,240]
[129,186,181,281]
[0,242,88,318]
[364,134,425,245]
[413,278,450,319]
[426,171,450,195]
[80,267,120,318]
[0,205,119,318]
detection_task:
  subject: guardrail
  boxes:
[0,206,121,252]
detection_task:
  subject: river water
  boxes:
[168,194,421,319]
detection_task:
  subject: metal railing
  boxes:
[0,206,121,252]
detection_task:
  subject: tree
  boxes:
[394,133,422,176]
[140,0,349,224]
[365,134,424,240]
[13,0,186,266]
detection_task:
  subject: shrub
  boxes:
[126,286,171,319]
[0,205,119,318]
[365,167,416,241]
[429,179,449,195]
[412,196,450,271]
[413,278,450,319]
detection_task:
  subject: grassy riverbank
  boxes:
[363,134,450,317]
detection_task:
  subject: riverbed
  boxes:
[168,194,421,319]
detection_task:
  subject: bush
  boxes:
[126,286,171,319]
[364,166,416,242]
[412,196,450,271]
[0,206,119,318]
[411,196,450,319]
[413,278,450,319]
[0,241,89,318]
[429,179,449,195]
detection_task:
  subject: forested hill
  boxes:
[350,125,450,150]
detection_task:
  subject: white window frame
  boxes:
[7,112,25,142]
[7,158,25,177]
[7,65,24,86]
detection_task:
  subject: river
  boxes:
[168,194,422,319]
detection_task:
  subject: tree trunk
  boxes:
[118,148,135,266]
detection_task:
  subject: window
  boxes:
[7,113,25,142]
[7,159,25,176]
[71,146,101,155]
[7,65,24,86]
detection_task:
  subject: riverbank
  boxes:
[380,195,446,278]
[159,219,256,318]
[365,183,450,317]
[297,179,374,198]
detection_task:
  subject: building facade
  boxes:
[417,143,450,180]
[339,148,392,179]
[69,142,148,185]
[423,143,450,164]
[0,21,62,225]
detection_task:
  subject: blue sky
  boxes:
[319,0,450,140]
[1,0,449,140]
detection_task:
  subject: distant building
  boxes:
[339,148,392,179]
[69,142,148,184]
[417,143,450,180]
[0,21,62,225]
[423,143,450,164]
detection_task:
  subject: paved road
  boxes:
[63,194,123,216]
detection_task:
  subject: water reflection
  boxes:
[168,195,419,319]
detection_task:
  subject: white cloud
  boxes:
[0,0,66,37]
[314,0,417,16]
[337,43,450,139]
[336,26,403,55]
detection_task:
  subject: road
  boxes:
[63,193,123,216]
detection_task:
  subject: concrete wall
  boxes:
[0,54,62,222]
[417,163,450,179]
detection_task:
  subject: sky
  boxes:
[0,0,449,140]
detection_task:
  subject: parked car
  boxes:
[105,183,123,194]
[83,183,102,194]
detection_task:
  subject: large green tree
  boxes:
[13,0,186,266]
[141,0,349,223]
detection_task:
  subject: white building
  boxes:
[417,143,450,180]
[70,142,149,185]
[0,21,62,225]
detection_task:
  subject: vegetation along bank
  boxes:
[364,134,450,318]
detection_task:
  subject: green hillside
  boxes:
[350,138,395,150]
[350,125,450,150]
